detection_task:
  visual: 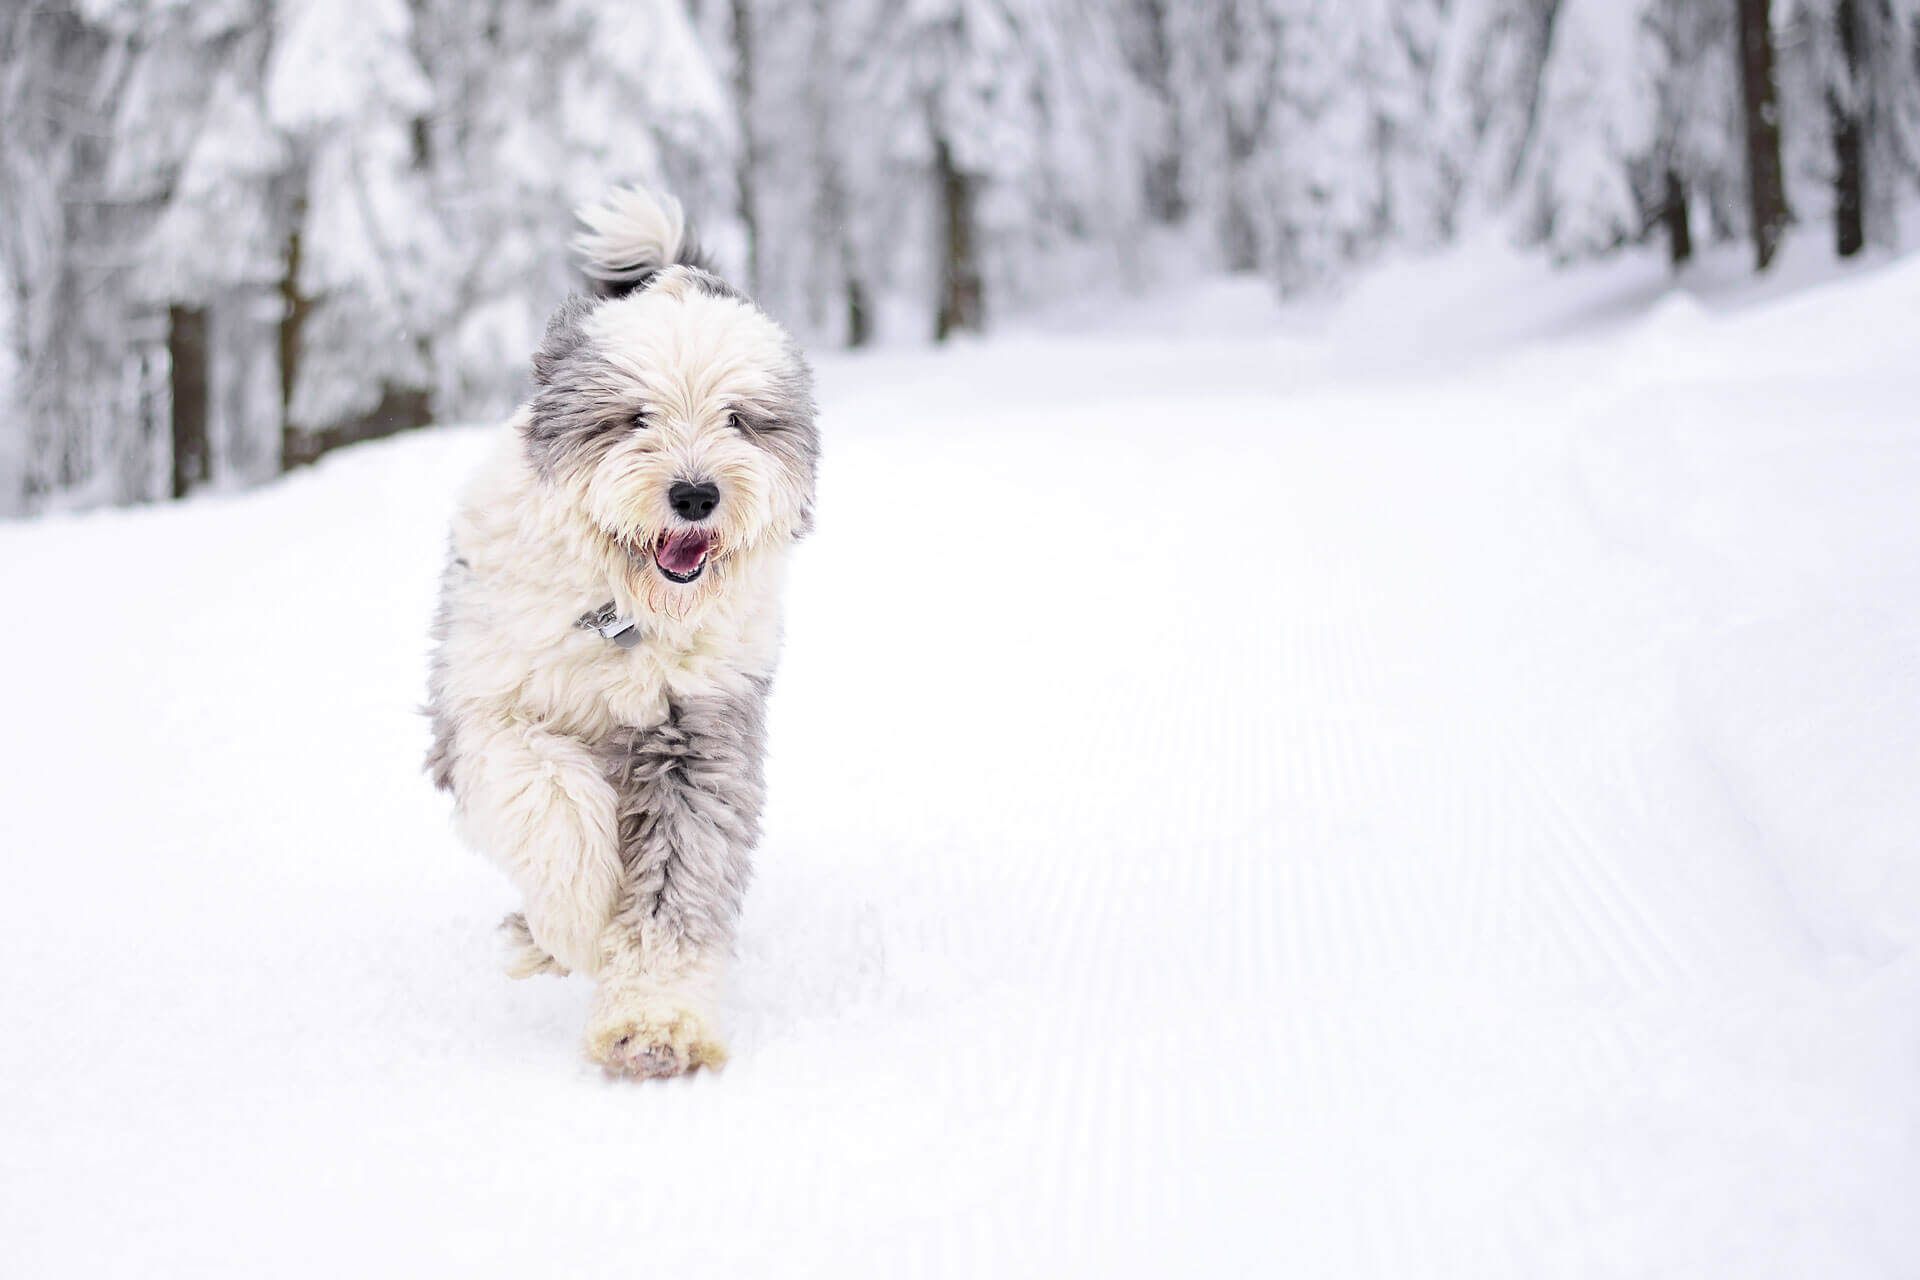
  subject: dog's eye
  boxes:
[727,411,745,432]
[633,410,650,429]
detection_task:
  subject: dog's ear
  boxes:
[532,295,594,387]
[523,295,629,479]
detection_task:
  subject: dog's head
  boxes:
[522,188,817,620]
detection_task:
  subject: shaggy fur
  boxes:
[426,186,817,1078]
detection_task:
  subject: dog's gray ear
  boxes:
[524,295,629,478]
[532,295,595,386]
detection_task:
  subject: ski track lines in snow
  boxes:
[4,261,1920,1276]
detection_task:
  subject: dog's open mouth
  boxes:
[653,529,715,584]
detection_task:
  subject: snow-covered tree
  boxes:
[1117,0,1188,225]
[1156,0,1460,292]
[0,1,208,510]
[1261,1,1387,290]
[1642,0,1745,265]
[265,0,446,463]
[732,0,1151,341]
[1430,0,1564,218]
[1515,0,1662,260]
[9,0,1920,515]
[893,0,1059,337]
[133,5,288,492]
[1783,0,1920,253]
[1510,0,1758,269]
[1371,0,1456,249]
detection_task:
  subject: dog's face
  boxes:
[523,267,818,618]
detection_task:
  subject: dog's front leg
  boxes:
[585,681,768,1078]
[450,720,624,977]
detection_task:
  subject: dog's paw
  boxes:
[584,986,728,1079]
[500,912,569,979]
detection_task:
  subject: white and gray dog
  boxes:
[426,186,818,1078]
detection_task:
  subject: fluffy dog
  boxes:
[425,186,817,1077]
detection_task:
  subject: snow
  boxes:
[4,238,1920,1276]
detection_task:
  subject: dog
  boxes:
[425,186,818,1077]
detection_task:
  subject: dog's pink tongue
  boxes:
[656,529,712,574]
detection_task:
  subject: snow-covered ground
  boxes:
[4,238,1919,1277]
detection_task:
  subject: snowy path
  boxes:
[4,258,1919,1277]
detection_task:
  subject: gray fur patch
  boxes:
[735,339,821,537]
[595,680,771,956]
[680,268,746,302]
[520,301,639,480]
[531,294,596,387]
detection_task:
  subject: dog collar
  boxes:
[576,601,643,649]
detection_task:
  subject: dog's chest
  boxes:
[530,621,747,738]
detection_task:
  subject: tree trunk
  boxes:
[1221,188,1260,273]
[168,304,209,500]
[1138,0,1185,224]
[933,132,983,340]
[1663,169,1693,269]
[1735,0,1791,271]
[1832,0,1866,257]
[845,275,871,349]
[278,194,311,474]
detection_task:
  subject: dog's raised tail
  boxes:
[571,185,711,297]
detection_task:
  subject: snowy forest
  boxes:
[3,0,1918,516]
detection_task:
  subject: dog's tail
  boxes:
[571,185,713,298]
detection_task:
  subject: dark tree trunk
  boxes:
[1221,189,1259,273]
[1736,0,1791,271]
[1663,169,1694,269]
[1138,0,1186,224]
[933,132,983,340]
[167,305,209,500]
[278,195,311,474]
[845,275,871,349]
[1832,0,1866,257]
[1146,155,1185,227]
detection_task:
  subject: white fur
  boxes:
[435,188,814,1076]
[572,186,689,284]
[437,425,787,976]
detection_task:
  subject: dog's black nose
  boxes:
[669,481,720,522]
